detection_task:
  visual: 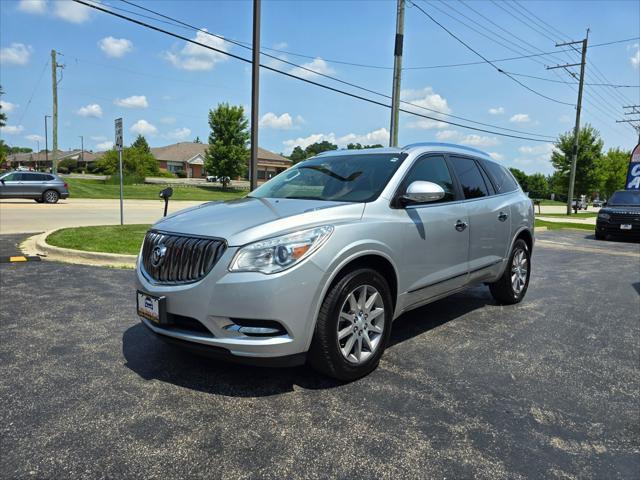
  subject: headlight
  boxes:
[598,212,610,220]
[229,225,334,274]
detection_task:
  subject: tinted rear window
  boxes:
[449,156,489,199]
[484,161,520,193]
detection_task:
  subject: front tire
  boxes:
[43,190,59,204]
[489,239,531,305]
[308,268,393,381]
[595,230,605,240]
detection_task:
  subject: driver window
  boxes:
[403,155,455,202]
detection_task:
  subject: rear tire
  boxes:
[489,239,531,305]
[43,190,59,204]
[308,268,393,381]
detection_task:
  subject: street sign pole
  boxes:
[115,118,124,225]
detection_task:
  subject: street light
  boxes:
[44,115,51,169]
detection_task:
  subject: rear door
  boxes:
[393,154,470,308]
[448,156,510,273]
[21,172,44,197]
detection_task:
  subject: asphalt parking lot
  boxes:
[1,230,638,479]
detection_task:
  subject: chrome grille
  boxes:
[141,231,226,284]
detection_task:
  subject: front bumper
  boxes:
[596,218,640,239]
[135,246,329,362]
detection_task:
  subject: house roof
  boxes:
[151,142,291,165]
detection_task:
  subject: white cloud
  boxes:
[282,128,389,154]
[76,104,103,118]
[630,43,640,69]
[160,116,176,124]
[488,152,504,161]
[17,0,46,14]
[513,143,555,173]
[518,143,555,155]
[130,119,157,136]
[114,95,148,109]
[99,37,133,58]
[435,130,459,141]
[90,135,107,141]
[0,101,18,113]
[488,106,505,115]
[0,125,24,134]
[53,0,91,23]
[460,134,499,147]
[402,87,452,129]
[164,30,228,71]
[288,58,335,79]
[558,114,572,123]
[96,140,114,150]
[260,112,304,130]
[0,43,32,66]
[273,41,288,50]
[165,127,191,141]
[510,113,530,123]
[25,134,45,143]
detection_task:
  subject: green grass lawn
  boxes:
[535,199,567,206]
[65,178,246,201]
[537,212,598,218]
[535,219,594,231]
[47,224,151,255]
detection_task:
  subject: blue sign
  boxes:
[627,144,640,190]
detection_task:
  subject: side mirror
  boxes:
[401,181,445,205]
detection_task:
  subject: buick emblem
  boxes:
[150,244,167,268]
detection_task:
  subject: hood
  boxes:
[600,205,640,215]
[153,197,365,246]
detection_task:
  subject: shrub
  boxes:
[155,169,176,178]
[175,170,187,178]
[57,166,69,174]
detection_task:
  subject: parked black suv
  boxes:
[595,190,640,241]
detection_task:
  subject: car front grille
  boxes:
[141,230,226,284]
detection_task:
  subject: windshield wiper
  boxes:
[283,195,321,200]
[299,165,362,182]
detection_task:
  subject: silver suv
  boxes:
[0,171,70,203]
[136,143,534,380]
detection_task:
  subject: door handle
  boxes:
[498,212,508,222]
[455,220,468,232]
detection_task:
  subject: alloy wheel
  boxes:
[511,248,528,295]
[336,284,385,364]
[44,191,58,203]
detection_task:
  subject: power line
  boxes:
[110,0,640,72]
[504,71,639,88]
[409,0,575,106]
[17,60,49,125]
[80,0,556,141]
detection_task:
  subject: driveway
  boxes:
[0,230,638,479]
[0,198,204,234]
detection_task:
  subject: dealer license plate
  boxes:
[620,224,632,230]
[137,291,164,323]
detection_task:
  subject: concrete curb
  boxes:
[20,229,137,269]
[534,226,548,232]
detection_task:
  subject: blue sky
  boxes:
[1,0,639,174]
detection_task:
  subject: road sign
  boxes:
[115,118,123,150]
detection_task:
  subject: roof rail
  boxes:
[402,142,490,157]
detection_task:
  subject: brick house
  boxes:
[151,142,292,179]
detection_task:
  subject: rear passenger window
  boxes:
[403,155,456,202]
[449,156,489,199]
[484,161,520,193]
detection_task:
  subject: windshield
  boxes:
[608,190,640,206]
[250,153,406,202]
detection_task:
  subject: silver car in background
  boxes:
[136,142,534,380]
[0,171,70,203]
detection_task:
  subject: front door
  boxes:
[394,154,470,309]
[0,172,24,197]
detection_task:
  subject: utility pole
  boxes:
[79,135,84,168]
[51,50,64,174]
[44,115,51,169]
[546,29,589,215]
[389,0,405,147]
[249,0,261,191]
[617,105,640,144]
